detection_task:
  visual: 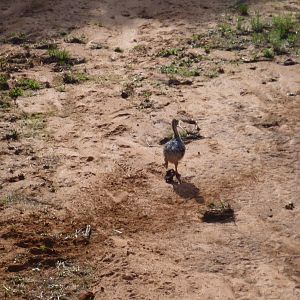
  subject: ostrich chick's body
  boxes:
[163,119,186,183]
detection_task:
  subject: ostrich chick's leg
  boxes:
[174,162,181,183]
[164,158,168,169]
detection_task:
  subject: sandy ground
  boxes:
[0,0,300,299]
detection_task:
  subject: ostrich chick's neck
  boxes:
[172,123,180,138]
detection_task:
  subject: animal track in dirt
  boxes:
[103,124,128,138]
[15,236,55,248]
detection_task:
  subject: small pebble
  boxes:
[44,81,51,88]
[287,92,296,97]
[285,202,294,210]
[121,91,129,99]
[90,42,102,49]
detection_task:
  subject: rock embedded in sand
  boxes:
[285,202,294,210]
[283,58,297,66]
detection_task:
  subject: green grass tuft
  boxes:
[0,74,9,90]
[39,245,50,252]
[251,12,264,33]
[56,85,66,92]
[48,49,70,64]
[1,193,18,205]
[252,32,265,46]
[161,64,200,77]
[17,78,40,90]
[132,44,147,52]
[20,112,47,137]
[0,98,11,109]
[63,72,89,84]
[158,48,180,57]
[236,17,244,31]
[9,87,23,99]
[272,15,295,39]
[237,3,249,16]
[262,48,275,59]
[267,15,298,53]
[268,30,287,53]
[206,71,219,79]
[142,90,152,99]
[218,23,232,36]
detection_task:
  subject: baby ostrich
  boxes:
[163,119,186,183]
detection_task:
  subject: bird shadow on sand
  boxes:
[171,181,204,203]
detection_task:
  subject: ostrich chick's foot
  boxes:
[165,169,175,183]
[175,172,182,184]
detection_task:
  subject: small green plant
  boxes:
[192,34,201,41]
[267,15,299,53]
[56,85,66,92]
[269,30,286,53]
[39,245,50,252]
[142,90,152,99]
[161,63,200,77]
[158,48,180,57]
[287,33,298,46]
[132,44,147,52]
[220,200,229,210]
[218,23,232,36]
[9,87,23,99]
[0,74,9,90]
[48,49,70,64]
[188,34,202,47]
[237,3,249,16]
[204,46,211,54]
[161,64,177,75]
[206,71,219,79]
[272,15,295,39]
[236,17,244,31]
[0,193,21,205]
[20,113,46,137]
[114,47,123,53]
[17,78,40,90]
[76,73,89,81]
[252,32,265,46]
[251,12,264,33]
[63,73,78,84]
[262,48,274,59]
[0,97,11,109]
[63,72,89,84]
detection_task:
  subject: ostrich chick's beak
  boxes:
[178,121,186,132]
